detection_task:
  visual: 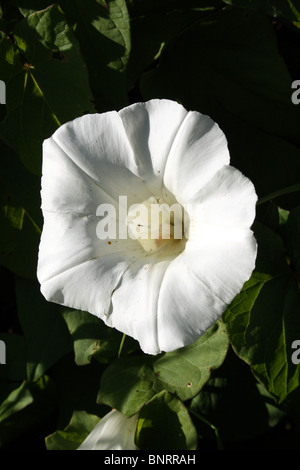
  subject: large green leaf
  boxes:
[135,390,197,450]
[97,323,228,417]
[97,355,156,416]
[152,321,229,401]
[98,323,228,415]
[223,217,300,404]
[0,4,95,175]
[15,277,73,381]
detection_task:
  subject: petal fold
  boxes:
[163,111,230,204]
[43,112,152,211]
[107,254,172,355]
[119,99,188,198]
[186,165,257,241]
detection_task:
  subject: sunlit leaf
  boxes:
[153,321,229,401]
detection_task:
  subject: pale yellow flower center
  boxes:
[127,196,187,254]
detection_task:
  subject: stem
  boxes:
[24,210,41,234]
[118,333,126,358]
[257,184,300,206]
[189,408,224,450]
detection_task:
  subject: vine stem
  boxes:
[118,333,126,358]
[257,183,300,206]
[188,408,224,450]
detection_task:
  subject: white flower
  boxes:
[78,409,138,450]
[37,99,257,355]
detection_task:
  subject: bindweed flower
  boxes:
[37,99,257,355]
[78,409,138,450]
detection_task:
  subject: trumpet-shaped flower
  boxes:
[37,99,257,355]
[78,409,138,450]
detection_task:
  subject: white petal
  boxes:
[107,254,173,355]
[119,99,188,198]
[78,409,138,450]
[44,112,152,210]
[37,211,144,320]
[186,165,257,240]
[156,231,257,352]
[163,111,230,204]
[41,136,110,215]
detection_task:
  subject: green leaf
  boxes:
[59,0,131,110]
[0,381,33,424]
[0,4,95,175]
[152,321,229,401]
[97,355,156,416]
[15,277,73,381]
[135,390,197,450]
[190,349,286,443]
[14,0,132,108]
[62,309,138,365]
[45,410,100,450]
[223,221,300,403]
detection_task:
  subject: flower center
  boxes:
[127,196,187,254]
